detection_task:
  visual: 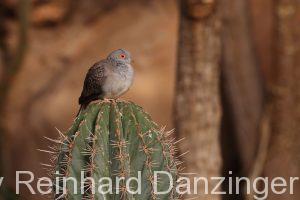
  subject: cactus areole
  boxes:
[52,100,179,200]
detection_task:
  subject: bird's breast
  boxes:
[103,65,134,98]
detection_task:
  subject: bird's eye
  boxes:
[120,54,126,59]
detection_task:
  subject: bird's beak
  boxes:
[131,59,135,64]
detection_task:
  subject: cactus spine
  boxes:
[49,100,179,200]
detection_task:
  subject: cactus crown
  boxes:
[45,100,179,200]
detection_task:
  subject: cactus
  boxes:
[48,100,179,200]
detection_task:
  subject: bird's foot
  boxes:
[102,98,115,103]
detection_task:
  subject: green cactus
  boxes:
[49,100,179,200]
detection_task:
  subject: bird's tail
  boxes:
[76,104,88,117]
[76,94,104,117]
[76,105,82,117]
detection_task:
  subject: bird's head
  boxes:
[107,49,132,64]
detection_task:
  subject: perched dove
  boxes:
[77,49,134,114]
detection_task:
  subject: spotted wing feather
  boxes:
[79,61,107,106]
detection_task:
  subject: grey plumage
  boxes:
[78,49,134,111]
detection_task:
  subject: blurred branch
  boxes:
[219,1,268,199]
[174,1,222,199]
[220,0,265,174]
[0,0,29,198]
[246,104,271,200]
[262,0,300,199]
[0,0,30,109]
[0,3,11,69]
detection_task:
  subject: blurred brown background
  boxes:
[0,0,299,200]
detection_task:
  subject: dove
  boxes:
[77,49,134,114]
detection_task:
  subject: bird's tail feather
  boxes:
[77,93,103,117]
[76,104,87,117]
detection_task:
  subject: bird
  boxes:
[77,49,134,115]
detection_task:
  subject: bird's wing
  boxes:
[78,61,107,105]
